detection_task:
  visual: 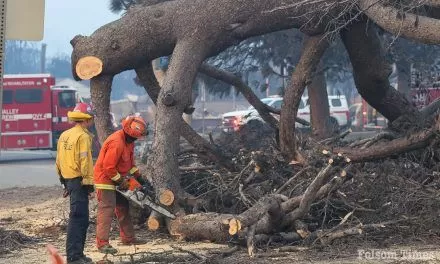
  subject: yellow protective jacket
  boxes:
[56,125,94,185]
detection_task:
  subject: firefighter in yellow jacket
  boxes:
[55,102,95,264]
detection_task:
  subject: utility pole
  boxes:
[40,43,47,73]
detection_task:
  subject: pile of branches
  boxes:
[0,227,37,255]
[171,117,440,254]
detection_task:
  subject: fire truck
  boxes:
[1,74,79,150]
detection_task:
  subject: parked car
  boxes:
[221,95,350,132]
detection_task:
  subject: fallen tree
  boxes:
[70,0,440,253]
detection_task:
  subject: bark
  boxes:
[167,195,283,242]
[168,212,234,242]
[90,75,114,143]
[308,66,332,139]
[135,64,236,171]
[70,0,328,81]
[358,0,440,45]
[279,35,329,163]
[341,18,419,124]
[145,40,209,205]
[199,64,279,129]
[396,59,411,98]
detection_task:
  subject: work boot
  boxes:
[118,238,148,246]
[81,255,93,262]
[98,244,118,255]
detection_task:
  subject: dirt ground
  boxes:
[0,186,439,264]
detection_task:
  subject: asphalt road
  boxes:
[0,131,378,189]
[0,159,59,189]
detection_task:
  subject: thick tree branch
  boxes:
[135,63,236,171]
[359,0,440,44]
[279,34,329,163]
[199,64,279,129]
[199,64,310,128]
[341,18,419,123]
[335,116,440,163]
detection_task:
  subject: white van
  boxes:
[221,95,350,131]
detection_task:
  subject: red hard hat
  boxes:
[122,115,148,138]
[67,103,94,121]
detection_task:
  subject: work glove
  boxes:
[138,177,155,196]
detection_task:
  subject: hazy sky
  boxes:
[41,0,120,57]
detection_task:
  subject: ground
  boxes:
[1,186,439,264]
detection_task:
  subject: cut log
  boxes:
[168,213,234,242]
[229,195,283,236]
[147,211,164,231]
[159,189,175,206]
[75,56,103,80]
[294,220,310,239]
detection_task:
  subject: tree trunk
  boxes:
[90,75,114,143]
[279,35,329,163]
[308,65,331,139]
[135,64,236,171]
[340,18,419,124]
[146,41,209,207]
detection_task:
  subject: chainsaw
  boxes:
[115,177,176,219]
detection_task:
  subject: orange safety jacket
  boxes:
[94,130,141,190]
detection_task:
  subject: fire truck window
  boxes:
[58,92,76,108]
[15,89,42,103]
[2,90,13,104]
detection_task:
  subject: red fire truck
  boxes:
[1,74,79,150]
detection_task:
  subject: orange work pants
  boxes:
[96,189,134,248]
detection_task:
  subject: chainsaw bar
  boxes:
[116,188,176,219]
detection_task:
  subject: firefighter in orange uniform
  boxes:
[94,115,149,254]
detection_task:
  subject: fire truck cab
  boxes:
[1,74,78,150]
